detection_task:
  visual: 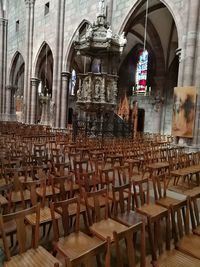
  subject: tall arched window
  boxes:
[135,49,148,94]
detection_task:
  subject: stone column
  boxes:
[60,72,70,129]
[52,0,66,128]
[24,0,35,123]
[0,17,8,115]
[30,78,40,124]
[5,85,17,121]
[182,0,200,86]
[5,85,11,116]
[191,5,200,146]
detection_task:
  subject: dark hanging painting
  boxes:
[172,86,196,138]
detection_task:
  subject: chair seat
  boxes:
[156,196,183,208]
[0,178,7,187]
[113,210,146,227]
[156,249,200,267]
[4,245,62,267]
[0,193,8,205]
[64,182,79,192]
[137,203,168,217]
[1,220,16,235]
[36,186,60,197]
[25,206,61,225]
[87,195,108,209]
[55,232,103,260]
[176,234,200,259]
[193,225,200,236]
[89,218,128,241]
[11,189,30,203]
[55,203,86,216]
[108,190,129,201]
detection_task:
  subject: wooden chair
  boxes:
[22,179,60,237]
[0,183,16,247]
[113,222,146,267]
[0,205,62,267]
[50,197,107,266]
[132,178,170,260]
[152,173,186,210]
[84,188,128,241]
[112,182,146,267]
[149,198,200,267]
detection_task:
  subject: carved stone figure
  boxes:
[98,0,105,15]
[106,27,112,39]
[119,32,127,46]
[85,25,93,39]
[106,82,113,102]
[83,78,90,100]
[94,80,101,101]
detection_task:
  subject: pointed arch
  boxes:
[9,51,25,96]
[119,0,182,46]
[33,42,54,95]
[64,19,91,72]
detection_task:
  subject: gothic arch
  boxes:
[9,51,25,96]
[64,19,91,72]
[119,0,183,46]
[33,42,54,95]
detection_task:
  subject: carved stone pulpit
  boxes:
[73,0,126,137]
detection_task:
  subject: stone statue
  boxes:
[83,78,90,100]
[77,85,83,100]
[85,25,93,39]
[98,0,105,15]
[119,32,127,46]
[106,82,112,102]
[106,26,112,39]
[94,80,101,101]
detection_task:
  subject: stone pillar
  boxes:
[0,17,8,115]
[191,5,200,146]
[52,0,66,128]
[182,0,200,86]
[60,72,70,128]
[5,85,17,121]
[24,0,35,123]
[30,78,40,124]
[5,85,11,115]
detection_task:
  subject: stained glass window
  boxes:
[134,50,148,94]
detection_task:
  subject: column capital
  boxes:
[61,71,71,78]
[0,18,8,26]
[6,85,18,92]
[30,77,40,86]
[24,0,35,6]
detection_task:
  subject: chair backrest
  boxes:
[133,178,150,208]
[151,173,167,201]
[65,236,111,267]
[112,182,131,216]
[0,183,13,213]
[99,168,115,189]
[52,175,73,200]
[50,197,81,241]
[113,222,146,267]
[0,204,40,260]
[84,188,110,225]
[114,165,130,185]
[22,179,46,207]
[171,197,190,243]
[189,192,200,230]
